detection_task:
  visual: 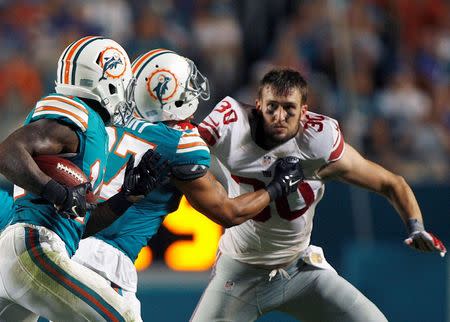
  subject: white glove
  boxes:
[404,219,447,257]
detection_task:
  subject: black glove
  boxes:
[122,149,169,197]
[42,179,95,219]
[266,156,304,201]
[103,149,168,217]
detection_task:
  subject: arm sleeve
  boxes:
[197,97,238,152]
[302,115,346,171]
[326,119,345,163]
[171,127,211,180]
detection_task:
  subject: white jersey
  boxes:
[198,96,345,266]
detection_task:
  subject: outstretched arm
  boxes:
[173,171,270,228]
[173,157,304,228]
[318,144,422,223]
[318,143,446,256]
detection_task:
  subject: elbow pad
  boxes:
[171,164,208,181]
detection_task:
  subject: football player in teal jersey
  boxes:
[0,37,165,322]
[73,49,305,319]
[0,187,14,231]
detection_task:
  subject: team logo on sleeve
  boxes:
[98,47,127,81]
[146,69,179,107]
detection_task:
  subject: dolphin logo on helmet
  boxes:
[98,47,127,81]
[99,53,124,81]
[132,49,210,122]
[152,74,172,107]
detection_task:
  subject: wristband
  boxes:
[266,182,281,202]
[41,179,67,206]
[406,218,424,234]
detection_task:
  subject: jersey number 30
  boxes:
[232,175,315,222]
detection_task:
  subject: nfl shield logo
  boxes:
[224,280,235,292]
[262,155,272,167]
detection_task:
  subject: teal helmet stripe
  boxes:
[134,50,174,80]
[131,53,144,70]
[70,36,105,85]
[58,39,79,84]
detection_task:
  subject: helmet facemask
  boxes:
[111,77,136,126]
[182,58,210,104]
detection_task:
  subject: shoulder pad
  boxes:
[125,117,156,133]
[176,130,209,154]
[32,94,89,132]
[198,96,241,146]
[301,112,345,163]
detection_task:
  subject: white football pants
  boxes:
[73,237,141,319]
[0,223,141,322]
[190,253,388,322]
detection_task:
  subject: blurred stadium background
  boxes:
[0,0,448,321]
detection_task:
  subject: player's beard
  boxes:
[252,110,300,149]
[265,122,300,146]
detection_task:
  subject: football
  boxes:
[34,155,97,203]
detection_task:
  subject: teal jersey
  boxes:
[11,93,108,256]
[95,118,210,262]
[0,189,14,231]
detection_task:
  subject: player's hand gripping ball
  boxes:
[35,155,97,218]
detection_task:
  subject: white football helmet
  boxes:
[55,36,134,125]
[132,49,210,122]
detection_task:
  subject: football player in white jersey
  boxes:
[192,68,446,322]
